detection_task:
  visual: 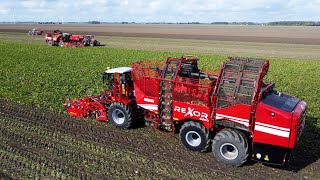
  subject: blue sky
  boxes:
[0,0,319,22]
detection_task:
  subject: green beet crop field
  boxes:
[1,42,319,119]
[1,40,320,179]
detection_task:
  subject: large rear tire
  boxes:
[47,41,53,46]
[212,129,249,166]
[108,102,133,129]
[179,121,210,152]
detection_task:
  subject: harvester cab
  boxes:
[102,67,134,96]
[62,33,71,42]
[85,35,93,41]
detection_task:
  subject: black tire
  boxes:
[58,41,64,47]
[90,41,94,46]
[108,102,133,129]
[82,40,87,46]
[179,121,210,152]
[47,41,53,46]
[212,129,249,166]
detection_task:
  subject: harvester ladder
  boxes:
[215,57,266,108]
[159,60,180,129]
[113,73,122,99]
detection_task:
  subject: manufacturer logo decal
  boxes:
[174,106,208,121]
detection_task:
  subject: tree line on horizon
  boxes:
[211,21,320,26]
[1,21,320,26]
[92,21,320,26]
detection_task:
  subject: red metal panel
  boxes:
[131,61,161,113]
[214,104,251,127]
[288,101,306,148]
[172,101,212,128]
[70,35,84,41]
[253,102,292,147]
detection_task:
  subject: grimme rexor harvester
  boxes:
[45,30,84,48]
[65,56,306,166]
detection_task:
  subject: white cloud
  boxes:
[0,6,9,14]
[120,0,129,6]
[21,0,41,8]
[0,0,319,22]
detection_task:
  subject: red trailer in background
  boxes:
[65,56,306,167]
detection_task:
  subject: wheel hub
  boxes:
[220,143,238,160]
[185,131,201,147]
[112,109,125,124]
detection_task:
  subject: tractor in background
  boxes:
[28,28,43,35]
[82,35,100,46]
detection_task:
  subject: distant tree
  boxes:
[211,22,229,25]
[89,21,101,24]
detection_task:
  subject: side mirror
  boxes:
[102,72,106,83]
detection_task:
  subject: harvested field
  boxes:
[0,99,319,179]
[1,24,320,45]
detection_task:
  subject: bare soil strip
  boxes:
[1,24,320,45]
[1,32,319,61]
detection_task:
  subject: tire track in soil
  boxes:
[1,101,228,177]
[0,113,223,179]
[0,99,298,179]
[0,117,208,179]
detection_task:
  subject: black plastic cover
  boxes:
[262,90,300,112]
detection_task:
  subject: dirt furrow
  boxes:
[0,101,252,178]
[0,117,206,179]
[1,102,232,177]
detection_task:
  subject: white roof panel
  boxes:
[105,67,132,74]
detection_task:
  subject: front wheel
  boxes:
[47,41,53,46]
[179,121,210,152]
[58,41,64,47]
[212,129,249,166]
[108,102,133,129]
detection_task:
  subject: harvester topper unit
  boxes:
[65,56,306,166]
